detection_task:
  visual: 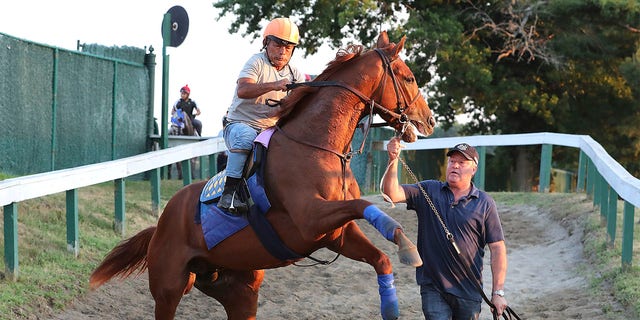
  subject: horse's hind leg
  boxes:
[147,268,190,320]
[194,269,264,320]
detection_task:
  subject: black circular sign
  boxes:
[161,6,189,47]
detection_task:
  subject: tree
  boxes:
[212,0,640,177]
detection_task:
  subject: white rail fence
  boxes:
[1,132,638,280]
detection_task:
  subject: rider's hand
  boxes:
[273,79,291,91]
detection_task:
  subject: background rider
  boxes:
[171,84,202,136]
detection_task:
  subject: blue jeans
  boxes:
[222,122,260,178]
[420,284,480,320]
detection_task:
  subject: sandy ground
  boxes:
[50,195,632,319]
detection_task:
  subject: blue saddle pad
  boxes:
[198,172,271,250]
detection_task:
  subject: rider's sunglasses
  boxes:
[267,35,296,49]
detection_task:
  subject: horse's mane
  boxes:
[276,44,365,119]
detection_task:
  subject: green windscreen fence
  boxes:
[0,33,154,176]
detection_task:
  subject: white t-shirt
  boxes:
[226,52,304,129]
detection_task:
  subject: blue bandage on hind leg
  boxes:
[364,205,401,242]
[378,273,399,320]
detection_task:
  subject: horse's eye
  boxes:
[406,76,415,84]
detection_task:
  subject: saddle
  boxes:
[198,133,304,261]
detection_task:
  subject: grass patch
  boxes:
[581,203,640,317]
[0,179,187,319]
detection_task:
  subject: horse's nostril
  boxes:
[429,116,436,127]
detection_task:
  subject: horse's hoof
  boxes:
[398,245,423,267]
[395,232,423,267]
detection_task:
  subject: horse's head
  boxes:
[372,32,436,142]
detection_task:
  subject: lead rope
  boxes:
[380,143,522,320]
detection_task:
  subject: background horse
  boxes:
[90,31,435,320]
[168,108,198,180]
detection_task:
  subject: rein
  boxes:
[383,155,522,320]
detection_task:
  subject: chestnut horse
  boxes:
[89,31,435,320]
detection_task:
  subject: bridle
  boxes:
[274,47,424,199]
[280,48,421,133]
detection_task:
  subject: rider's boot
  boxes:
[217,176,248,214]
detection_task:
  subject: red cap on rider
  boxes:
[180,85,190,94]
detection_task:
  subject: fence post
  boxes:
[475,146,486,190]
[150,168,161,217]
[3,203,18,281]
[66,189,79,257]
[586,158,594,198]
[594,170,602,210]
[599,174,608,218]
[209,154,217,177]
[622,201,635,268]
[539,144,552,192]
[199,156,207,180]
[114,178,126,236]
[51,48,59,171]
[607,186,618,245]
[182,160,192,186]
[577,151,586,192]
[111,61,118,160]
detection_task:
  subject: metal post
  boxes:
[3,203,18,281]
[144,47,157,140]
[51,48,59,171]
[114,178,126,236]
[539,144,552,192]
[182,159,192,186]
[576,151,586,192]
[66,189,79,257]
[111,62,118,160]
[475,146,486,190]
[607,186,618,245]
[150,168,161,217]
[161,13,171,151]
[621,201,635,268]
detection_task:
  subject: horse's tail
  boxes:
[89,226,156,290]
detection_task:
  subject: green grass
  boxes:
[0,186,639,318]
[0,179,186,319]
[582,205,640,317]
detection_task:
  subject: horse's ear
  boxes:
[391,36,406,59]
[376,31,390,48]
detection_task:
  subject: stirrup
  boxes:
[217,192,248,215]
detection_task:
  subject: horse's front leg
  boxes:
[290,197,422,267]
[327,221,399,320]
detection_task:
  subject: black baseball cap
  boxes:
[446,143,479,165]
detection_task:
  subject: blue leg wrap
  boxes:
[364,205,401,242]
[378,273,399,320]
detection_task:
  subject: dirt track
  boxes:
[50,194,631,319]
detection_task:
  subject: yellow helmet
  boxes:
[263,17,299,45]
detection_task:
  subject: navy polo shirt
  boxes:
[403,180,504,302]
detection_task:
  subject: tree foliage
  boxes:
[212,0,640,176]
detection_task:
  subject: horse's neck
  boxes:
[283,96,364,154]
